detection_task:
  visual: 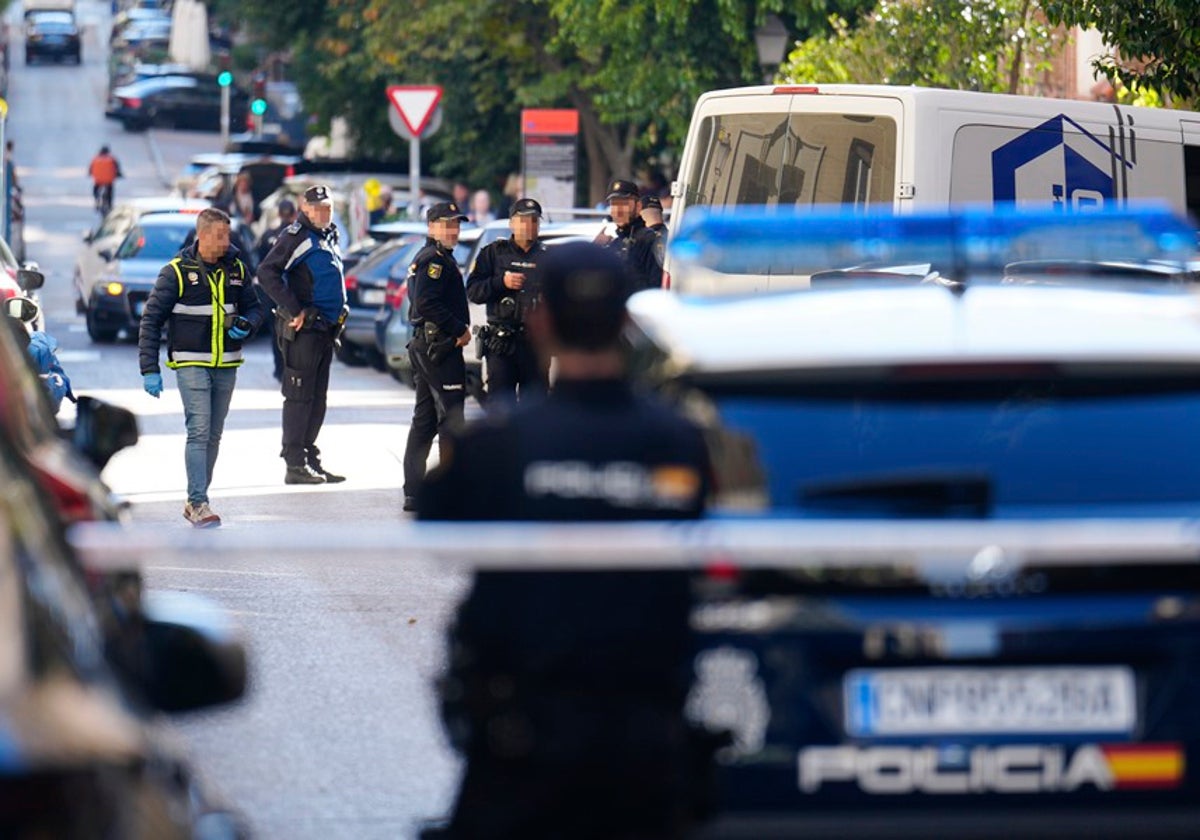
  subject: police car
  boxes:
[623,207,1200,835]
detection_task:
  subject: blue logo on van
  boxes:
[992,115,1132,209]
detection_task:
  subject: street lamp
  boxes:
[754,14,789,83]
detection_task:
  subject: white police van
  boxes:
[668,84,1200,293]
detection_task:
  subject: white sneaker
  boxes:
[183,501,221,528]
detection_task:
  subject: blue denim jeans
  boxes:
[175,366,238,505]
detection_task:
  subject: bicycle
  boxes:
[93,182,113,215]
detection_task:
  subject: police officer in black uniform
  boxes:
[595,178,663,291]
[257,184,348,485]
[466,197,548,405]
[255,198,298,382]
[419,242,712,839]
[401,201,471,512]
[640,192,668,272]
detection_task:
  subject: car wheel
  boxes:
[364,347,387,373]
[334,342,367,367]
[85,308,118,343]
[390,365,414,387]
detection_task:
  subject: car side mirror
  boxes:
[73,396,139,470]
[140,590,247,713]
[98,249,114,262]
[16,268,44,291]
[4,295,40,324]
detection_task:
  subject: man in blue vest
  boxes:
[257,184,349,485]
[138,207,263,528]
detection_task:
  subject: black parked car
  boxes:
[107,75,249,132]
[25,10,81,64]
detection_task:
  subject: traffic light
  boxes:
[250,98,268,116]
[217,71,233,88]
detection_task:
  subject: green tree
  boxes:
[781,0,1060,94]
[1041,1,1200,107]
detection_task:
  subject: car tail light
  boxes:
[344,274,358,291]
[122,97,142,109]
[773,85,819,94]
[661,269,671,290]
[27,461,94,524]
[285,165,295,178]
[385,278,407,310]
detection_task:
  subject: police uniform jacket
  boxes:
[605,217,663,291]
[465,237,546,323]
[138,242,262,374]
[419,378,709,692]
[408,237,469,340]
[256,213,346,323]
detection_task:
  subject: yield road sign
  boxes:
[386,85,443,137]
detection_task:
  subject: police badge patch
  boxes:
[187,272,199,284]
[428,263,442,279]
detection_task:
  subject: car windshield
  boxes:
[699,370,1200,515]
[116,224,190,260]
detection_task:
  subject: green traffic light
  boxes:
[217,71,233,88]
[250,98,268,116]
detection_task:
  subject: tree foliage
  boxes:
[1041,0,1200,107]
[211,0,874,203]
[781,0,1061,94]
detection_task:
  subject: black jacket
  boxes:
[138,243,262,374]
[604,217,663,291]
[465,237,546,323]
[408,238,469,339]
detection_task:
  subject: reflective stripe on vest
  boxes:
[164,257,245,370]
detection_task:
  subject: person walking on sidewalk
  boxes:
[256,184,348,485]
[138,208,263,528]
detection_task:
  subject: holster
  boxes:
[423,322,455,365]
[473,324,491,359]
[275,309,297,342]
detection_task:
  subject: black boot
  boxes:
[311,462,345,483]
[285,464,325,485]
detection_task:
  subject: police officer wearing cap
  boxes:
[640,193,669,273]
[401,201,472,511]
[595,178,663,291]
[257,184,348,485]
[465,196,548,405]
[419,242,713,838]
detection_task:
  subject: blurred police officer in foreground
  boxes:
[257,185,348,485]
[465,197,548,405]
[255,198,298,382]
[595,178,663,291]
[419,242,712,839]
[402,201,472,512]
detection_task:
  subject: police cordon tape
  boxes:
[68,518,1200,573]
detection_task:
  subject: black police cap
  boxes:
[539,242,631,350]
[427,201,468,222]
[303,184,333,205]
[640,194,663,211]
[510,197,543,218]
[605,179,640,202]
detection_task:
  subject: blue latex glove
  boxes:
[143,372,163,398]
[227,322,251,340]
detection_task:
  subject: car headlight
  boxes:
[103,280,125,296]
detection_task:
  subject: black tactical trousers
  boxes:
[403,339,465,498]
[485,338,547,407]
[279,327,334,468]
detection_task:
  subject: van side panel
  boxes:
[946,107,1185,210]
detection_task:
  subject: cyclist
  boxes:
[88,146,122,214]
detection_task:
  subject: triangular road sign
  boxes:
[386,86,443,137]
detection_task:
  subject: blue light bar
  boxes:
[669,203,1198,278]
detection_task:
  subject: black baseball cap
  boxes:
[278,198,297,216]
[640,194,663,211]
[539,242,631,350]
[303,184,333,205]
[427,201,468,222]
[510,197,543,218]
[605,179,640,202]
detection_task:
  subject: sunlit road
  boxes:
[7,1,464,835]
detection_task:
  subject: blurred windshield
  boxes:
[116,223,190,260]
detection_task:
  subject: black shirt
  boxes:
[604,217,663,292]
[465,236,547,323]
[408,237,468,339]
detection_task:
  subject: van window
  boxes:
[683,113,897,211]
[1185,146,1200,220]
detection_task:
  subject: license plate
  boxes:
[844,666,1136,736]
[359,288,385,305]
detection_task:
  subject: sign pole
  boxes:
[410,135,421,213]
[220,85,230,148]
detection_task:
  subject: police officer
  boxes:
[465,196,548,405]
[257,184,347,485]
[401,201,471,512]
[419,242,712,839]
[595,178,663,291]
[640,192,668,271]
